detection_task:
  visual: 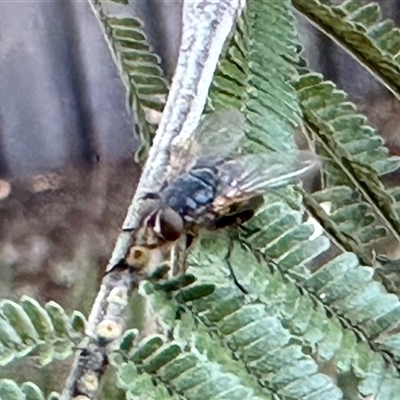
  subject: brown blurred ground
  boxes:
[0,157,141,312]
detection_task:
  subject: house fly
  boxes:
[138,109,319,247]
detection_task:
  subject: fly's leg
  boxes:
[170,234,193,276]
[214,209,255,230]
[226,260,248,294]
[226,239,248,295]
[213,195,264,230]
[170,236,186,276]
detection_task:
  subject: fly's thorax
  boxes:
[161,167,219,220]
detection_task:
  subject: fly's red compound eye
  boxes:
[155,207,184,242]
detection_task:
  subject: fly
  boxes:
[137,109,319,247]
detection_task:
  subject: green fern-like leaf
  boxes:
[241,189,330,275]
[295,72,400,260]
[209,14,248,111]
[236,183,400,369]
[186,232,400,398]
[125,230,400,399]
[244,0,303,153]
[0,379,45,400]
[293,0,400,99]
[303,186,386,264]
[112,359,180,399]
[209,0,303,153]
[296,73,400,175]
[88,1,169,163]
[112,286,272,399]
[103,15,168,163]
[0,297,85,366]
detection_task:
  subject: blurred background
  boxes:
[0,0,399,324]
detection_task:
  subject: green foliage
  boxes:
[209,16,248,111]
[296,72,400,264]
[0,297,85,366]
[112,285,276,399]
[113,330,270,399]
[244,0,303,153]
[114,222,400,398]
[0,379,46,400]
[210,0,303,153]
[89,0,169,163]
[293,0,400,99]
[239,191,400,369]
[186,234,400,398]
[0,379,60,400]
[240,189,329,277]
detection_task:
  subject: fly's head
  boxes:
[137,192,185,246]
[121,192,184,278]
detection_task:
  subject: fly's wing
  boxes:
[169,109,245,176]
[195,109,245,165]
[213,150,319,213]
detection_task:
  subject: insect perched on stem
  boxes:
[136,109,319,248]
